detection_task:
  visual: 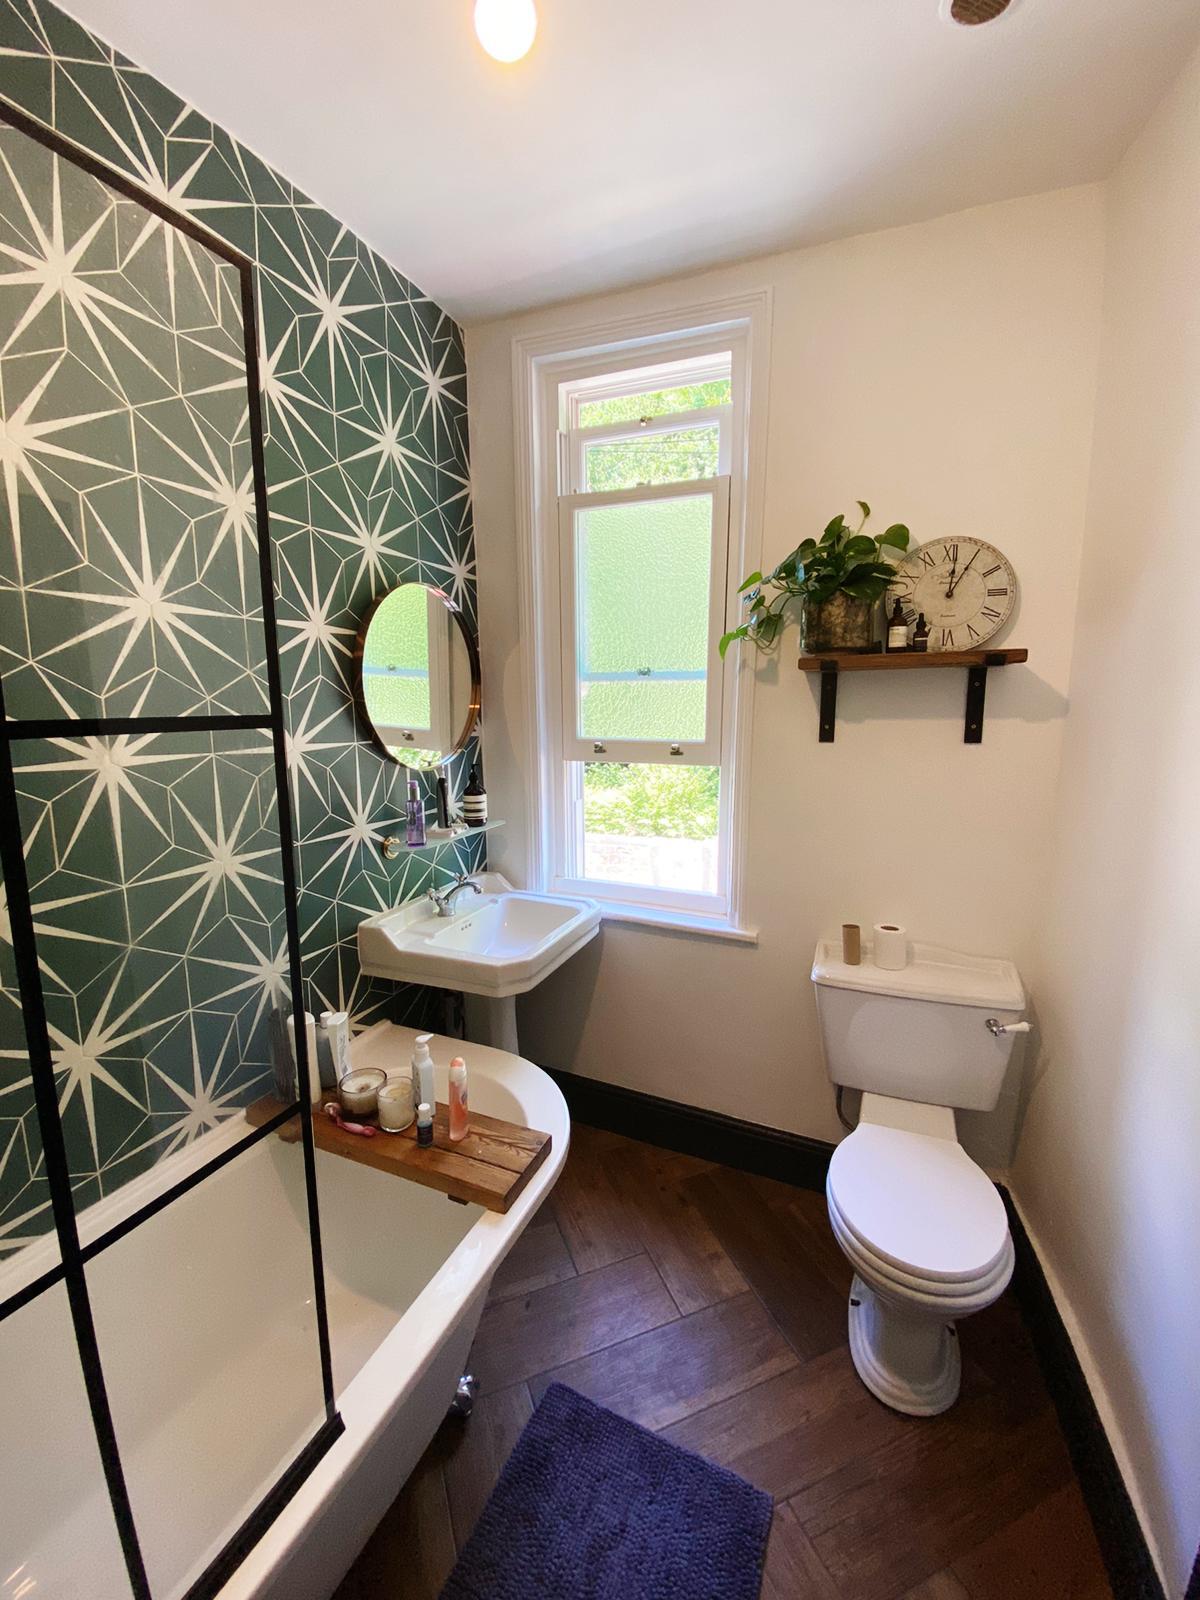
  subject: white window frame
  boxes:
[510,292,772,941]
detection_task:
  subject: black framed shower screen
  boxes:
[0,100,341,1599]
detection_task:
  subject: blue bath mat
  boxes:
[439,1382,773,1600]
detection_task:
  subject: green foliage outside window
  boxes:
[578,380,730,426]
[583,763,719,841]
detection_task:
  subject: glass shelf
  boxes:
[383,819,503,858]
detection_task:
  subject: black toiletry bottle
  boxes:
[912,612,930,652]
[462,765,487,827]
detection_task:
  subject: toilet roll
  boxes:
[872,923,908,971]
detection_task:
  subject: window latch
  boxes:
[593,742,607,754]
[669,744,683,756]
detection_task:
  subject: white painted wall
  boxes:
[467,185,1105,1164]
[1012,45,1200,1599]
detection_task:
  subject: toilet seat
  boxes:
[827,1122,1011,1284]
[828,1188,1014,1314]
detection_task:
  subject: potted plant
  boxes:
[719,503,910,657]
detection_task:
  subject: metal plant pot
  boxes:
[800,592,874,653]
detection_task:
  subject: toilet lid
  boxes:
[827,1124,1010,1283]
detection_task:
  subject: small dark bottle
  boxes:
[911,612,930,652]
[885,598,909,652]
[462,765,488,827]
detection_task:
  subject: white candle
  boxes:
[338,1067,385,1117]
[377,1079,415,1133]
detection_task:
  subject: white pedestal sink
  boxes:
[357,873,600,1051]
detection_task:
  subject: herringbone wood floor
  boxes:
[335,1125,1112,1600]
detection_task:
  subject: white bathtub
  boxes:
[0,1022,567,1600]
[221,1022,569,1600]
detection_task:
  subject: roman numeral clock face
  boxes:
[888,538,1017,650]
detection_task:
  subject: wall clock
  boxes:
[888,537,1017,651]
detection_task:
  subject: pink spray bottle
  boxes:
[448,1056,469,1142]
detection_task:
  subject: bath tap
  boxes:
[426,872,483,918]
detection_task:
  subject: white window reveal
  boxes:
[514,307,769,937]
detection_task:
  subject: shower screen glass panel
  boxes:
[11,731,293,1200]
[0,106,338,1600]
[0,1282,133,1597]
[86,1114,325,1599]
[0,928,59,1270]
[0,120,266,723]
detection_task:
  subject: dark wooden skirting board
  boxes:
[245,1096,550,1213]
[549,1067,1170,1600]
[1001,1191,1169,1600]
[544,1068,833,1191]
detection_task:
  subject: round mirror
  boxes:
[355,583,480,769]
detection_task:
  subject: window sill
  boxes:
[597,901,758,944]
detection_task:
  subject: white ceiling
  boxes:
[63,0,1200,323]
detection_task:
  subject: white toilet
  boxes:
[811,938,1027,1417]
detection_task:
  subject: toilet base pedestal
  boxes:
[847,1275,961,1417]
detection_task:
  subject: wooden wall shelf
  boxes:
[245,1095,552,1213]
[796,648,1028,743]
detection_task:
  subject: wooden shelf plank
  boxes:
[245,1095,552,1213]
[797,647,1027,673]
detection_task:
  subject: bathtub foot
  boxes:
[449,1373,479,1419]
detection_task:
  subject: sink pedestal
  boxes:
[463,993,520,1055]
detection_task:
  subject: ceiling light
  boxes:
[474,0,538,62]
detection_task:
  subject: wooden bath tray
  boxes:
[245,1096,551,1213]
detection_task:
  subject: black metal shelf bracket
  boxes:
[819,662,838,743]
[964,664,989,744]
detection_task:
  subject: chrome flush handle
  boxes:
[985,1018,1031,1036]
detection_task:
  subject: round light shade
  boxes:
[474,0,537,62]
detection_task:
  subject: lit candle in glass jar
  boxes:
[337,1067,386,1118]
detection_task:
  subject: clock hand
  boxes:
[946,547,980,599]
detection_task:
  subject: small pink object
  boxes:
[448,1056,469,1143]
[323,1102,376,1138]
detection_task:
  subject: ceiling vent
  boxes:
[947,0,1014,22]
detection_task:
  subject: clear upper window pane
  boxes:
[576,378,731,427]
[573,492,713,744]
[582,763,719,894]
[583,423,720,492]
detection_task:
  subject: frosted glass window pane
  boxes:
[0,1282,132,1597]
[86,1119,327,1598]
[582,763,719,893]
[574,493,712,744]
[583,425,719,492]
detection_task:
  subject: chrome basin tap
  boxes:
[426,872,483,918]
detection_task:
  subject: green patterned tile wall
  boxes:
[0,0,483,1250]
